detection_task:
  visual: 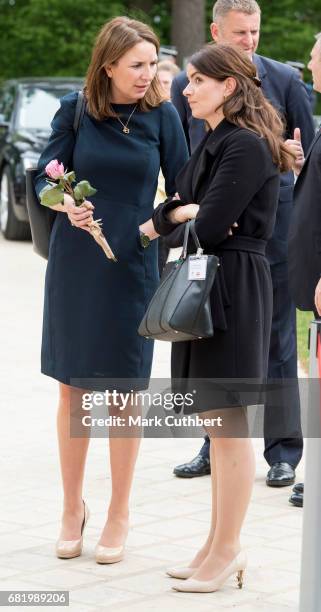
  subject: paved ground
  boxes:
[0,235,305,611]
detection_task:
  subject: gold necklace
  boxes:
[115,104,138,134]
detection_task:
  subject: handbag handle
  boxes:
[73,90,87,136]
[182,219,203,260]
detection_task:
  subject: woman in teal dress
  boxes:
[35,17,188,563]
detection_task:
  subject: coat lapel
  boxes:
[175,136,207,201]
[253,55,267,82]
[302,127,321,166]
[176,120,246,203]
[295,127,321,188]
[191,134,212,199]
[190,120,241,200]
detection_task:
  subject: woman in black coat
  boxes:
[153,44,294,594]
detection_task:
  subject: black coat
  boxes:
[153,119,280,391]
[288,128,321,311]
[171,55,315,265]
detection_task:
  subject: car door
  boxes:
[0,83,16,168]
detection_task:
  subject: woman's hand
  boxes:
[139,218,159,240]
[64,194,95,233]
[167,203,200,224]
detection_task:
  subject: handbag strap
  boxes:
[73,90,87,136]
[189,219,202,251]
[182,219,203,259]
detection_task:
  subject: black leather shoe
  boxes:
[266,462,295,487]
[173,453,211,478]
[293,482,304,494]
[289,491,303,507]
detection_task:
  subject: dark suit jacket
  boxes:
[288,128,321,310]
[171,54,315,264]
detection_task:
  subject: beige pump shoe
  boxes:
[166,566,195,579]
[56,500,90,559]
[95,524,129,564]
[95,543,125,564]
[172,551,247,593]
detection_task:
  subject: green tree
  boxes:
[123,0,171,45]
[0,0,125,78]
[1,0,320,112]
[127,0,154,11]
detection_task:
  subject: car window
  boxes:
[0,85,16,121]
[18,86,78,130]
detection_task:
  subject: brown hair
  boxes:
[85,16,164,120]
[189,43,293,171]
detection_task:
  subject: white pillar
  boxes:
[300,320,321,612]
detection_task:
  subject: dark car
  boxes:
[0,77,83,240]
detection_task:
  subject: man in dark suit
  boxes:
[288,33,321,507]
[171,0,315,486]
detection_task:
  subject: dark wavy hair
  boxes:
[189,43,294,172]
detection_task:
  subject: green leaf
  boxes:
[73,185,84,203]
[75,180,97,198]
[64,171,76,183]
[39,184,64,207]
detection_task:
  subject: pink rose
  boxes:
[45,159,65,180]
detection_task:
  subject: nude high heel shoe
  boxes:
[95,525,129,564]
[95,543,125,564]
[172,551,247,593]
[166,566,195,579]
[56,500,90,559]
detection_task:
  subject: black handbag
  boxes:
[25,90,87,259]
[138,220,219,341]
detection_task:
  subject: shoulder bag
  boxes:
[25,90,86,259]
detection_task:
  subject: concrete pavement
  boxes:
[0,235,304,611]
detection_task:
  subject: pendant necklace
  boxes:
[115,104,138,134]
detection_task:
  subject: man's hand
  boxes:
[285,128,305,176]
[315,278,321,316]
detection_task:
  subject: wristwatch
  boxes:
[139,231,151,248]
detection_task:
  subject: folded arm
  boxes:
[153,133,270,249]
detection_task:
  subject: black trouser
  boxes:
[263,262,303,467]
